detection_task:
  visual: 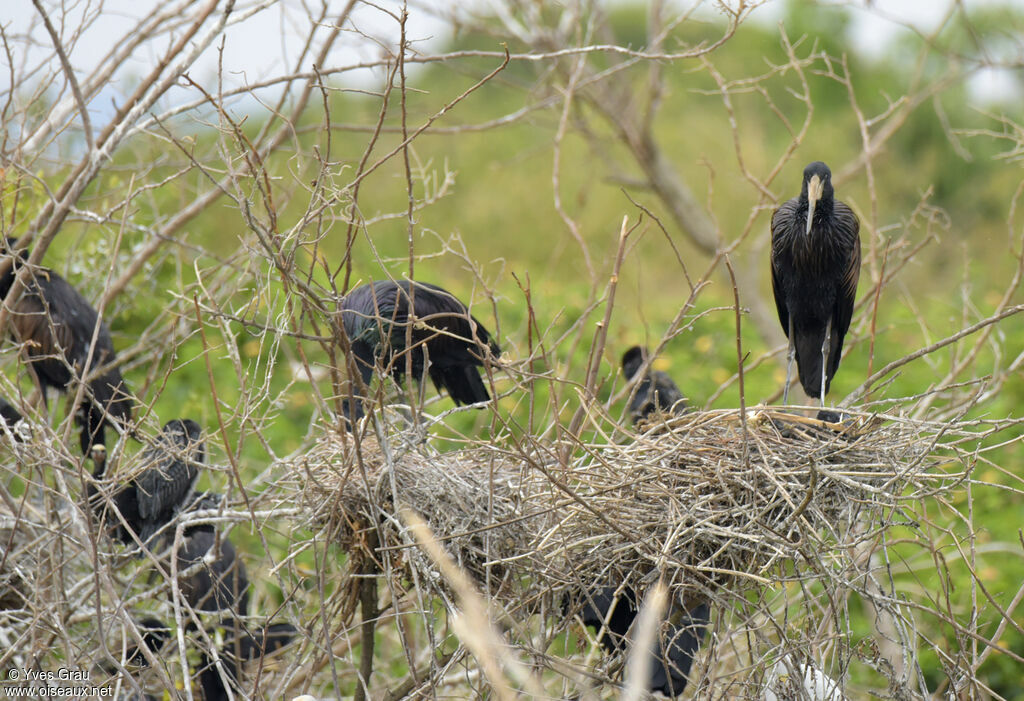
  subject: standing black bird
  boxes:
[131,419,205,548]
[622,346,686,425]
[0,239,133,454]
[338,280,500,420]
[87,421,204,550]
[578,586,709,697]
[770,162,861,405]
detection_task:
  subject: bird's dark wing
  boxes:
[339,282,401,340]
[404,282,498,357]
[832,201,861,340]
[769,199,800,337]
[578,586,638,654]
[39,274,117,364]
[648,602,710,697]
[177,529,249,614]
[134,448,198,522]
[11,291,78,365]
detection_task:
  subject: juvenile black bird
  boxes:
[770,162,860,405]
[88,443,144,546]
[578,586,709,697]
[338,280,499,420]
[0,239,133,454]
[621,346,686,425]
[131,419,205,548]
[176,507,296,701]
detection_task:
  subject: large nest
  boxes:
[298,408,958,609]
[297,432,541,598]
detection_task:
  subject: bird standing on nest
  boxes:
[337,280,500,421]
[770,162,860,406]
[0,238,133,454]
[621,346,686,425]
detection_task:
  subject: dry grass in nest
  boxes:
[298,408,960,610]
[297,430,537,598]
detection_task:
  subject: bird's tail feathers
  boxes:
[794,333,827,399]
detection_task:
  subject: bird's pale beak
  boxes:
[805,174,823,236]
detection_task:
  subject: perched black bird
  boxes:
[771,162,861,405]
[89,420,207,550]
[338,280,500,420]
[177,527,249,619]
[88,443,144,547]
[132,419,205,548]
[622,346,686,425]
[578,586,709,697]
[0,239,133,454]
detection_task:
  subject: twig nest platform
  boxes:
[297,432,536,593]
[297,409,958,604]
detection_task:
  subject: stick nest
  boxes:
[296,408,957,607]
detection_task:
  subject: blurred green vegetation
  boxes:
[4,0,1023,695]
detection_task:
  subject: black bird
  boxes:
[578,586,709,697]
[770,162,861,405]
[88,443,144,547]
[0,239,133,454]
[131,419,205,548]
[622,346,686,425]
[89,420,206,550]
[177,508,296,701]
[338,280,500,420]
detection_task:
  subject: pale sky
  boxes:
[3,0,1021,119]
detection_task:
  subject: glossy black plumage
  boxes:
[0,239,133,454]
[622,346,686,425]
[132,419,205,547]
[771,162,861,403]
[338,280,499,419]
[578,586,709,697]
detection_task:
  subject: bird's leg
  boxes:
[783,318,795,405]
[820,317,832,407]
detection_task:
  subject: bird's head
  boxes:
[161,418,205,463]
[621,345,648,381]
[800,161,834,237]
